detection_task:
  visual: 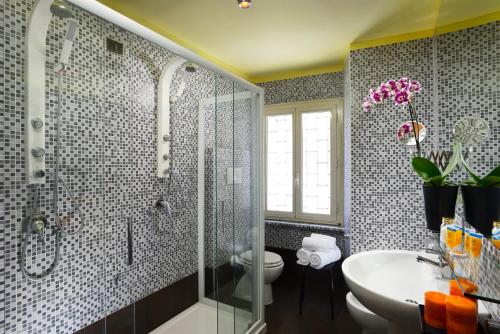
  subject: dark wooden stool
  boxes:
[298,261,339,320]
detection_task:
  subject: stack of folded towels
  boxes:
[296,233,341,269]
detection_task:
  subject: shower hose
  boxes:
[20,65,85,281]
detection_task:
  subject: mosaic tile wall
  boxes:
[265,221,347,256]
[0,0,258,332]
[257,73,348,254]
[436,22,499,319]
[258,72,343,105]
[346,22,499,317]
[347,37,436,253]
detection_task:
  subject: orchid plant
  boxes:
[363,77,422,155]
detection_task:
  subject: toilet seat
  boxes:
[235,250,284,305]
[239,251,283,268]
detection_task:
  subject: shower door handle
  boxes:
[220,201,225,236]
[124,216,133,266]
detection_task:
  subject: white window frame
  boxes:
[264,98,344,225]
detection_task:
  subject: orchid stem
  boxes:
[408,103,421,156]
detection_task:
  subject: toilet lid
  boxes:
[239,251,283,267]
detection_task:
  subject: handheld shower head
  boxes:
[58,18,78,66]
[50,0,73,19]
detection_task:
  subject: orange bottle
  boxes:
[447,226,461,250]
[469,232,483,258]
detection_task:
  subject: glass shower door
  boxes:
[213,77,259,334]
[202,74,260,334]
[213,75,237,334]
[228,82,260,334]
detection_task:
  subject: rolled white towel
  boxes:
[296,248,313,265]
[297,260,308,266]
[302,236,335,252]
[309,248,341,269]
[311,233,336,246]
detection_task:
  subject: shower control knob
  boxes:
[31,118,44,129]
[163,135,171,142]
[34,170,46,178]
[163,154,170,160]
[31,147,46,158]
[156,198,168,210]
[33,219,46,244]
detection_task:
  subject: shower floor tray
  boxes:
[149,301,252,334]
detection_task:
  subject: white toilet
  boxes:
[234,251,284,305]
[346,292,388,334]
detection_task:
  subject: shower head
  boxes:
[184,62,198,73]
[50,0,73,19]
[58,18,78,66]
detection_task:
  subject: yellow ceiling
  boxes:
[97,0,500,83]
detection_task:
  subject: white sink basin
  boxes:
[343,249,486,334]
[342,250,488,334]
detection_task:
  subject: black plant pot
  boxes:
[461,186,500,237]
[422,185,459,232]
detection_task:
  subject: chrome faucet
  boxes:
[419,245,452,279]
[23,212,48,245]
[417,252,447,268]
[155,197,172,219]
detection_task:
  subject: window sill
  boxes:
[265,219,345,232]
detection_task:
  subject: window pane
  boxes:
[266,114,293,212]
[302,111,331,215]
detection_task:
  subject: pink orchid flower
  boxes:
[363,77,421,110]
[410,80,421,92]
[363,100,372,112]
[378,83,391,99]
[394,90,410,105]
[369,89,382,104]
[387,79,397,91]
[398,78,410,90]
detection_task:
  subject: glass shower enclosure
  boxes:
[199,75,264,334]
[18,0,265,333]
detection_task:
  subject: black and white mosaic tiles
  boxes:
[258,72,344,105]
[0,0,255,332]
[347,36,436,254]
[346,23,499,255]
[265,220,348,256]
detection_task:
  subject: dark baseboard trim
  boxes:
[73,272,198,334]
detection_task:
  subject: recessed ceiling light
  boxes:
[237,0,252,9]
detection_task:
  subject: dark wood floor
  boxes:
[265,247,362,334]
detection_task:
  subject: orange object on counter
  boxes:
[450,279,478,306]
[450,278,478,296]
[446,295,478,334]
[424,291,447,329]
